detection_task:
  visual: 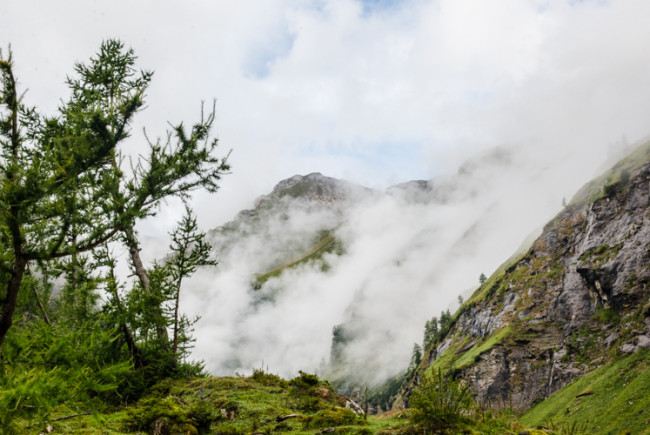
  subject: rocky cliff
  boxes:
[404,142,650,411]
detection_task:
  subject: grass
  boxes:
[454,327,512,369]
[569,139,650,206]
[13,369,538,434]
[467,250,528,304]
[17,371,374,434]
[520,349,650,434]
[425,327,512,375]
[254,230,341,288]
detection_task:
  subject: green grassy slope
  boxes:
[520,350,650,435]
[254,230,343,288]
[569,138,650,206]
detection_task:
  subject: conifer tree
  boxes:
[0,39,230,354]
[0,45,142,352]
[164,206,216,361]
[423,317,439,350]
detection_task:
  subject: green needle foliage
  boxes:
[0,39,230,428]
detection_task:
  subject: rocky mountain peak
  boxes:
[266,172,371,206]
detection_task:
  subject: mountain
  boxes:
[399,140,650,432]
[207,172,369,278]
[192,144,608,386]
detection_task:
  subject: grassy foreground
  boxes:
[12,369,531,435]
[17,353,650,435]
[15,371,413,435]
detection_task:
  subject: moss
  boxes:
[579,243,622,264]
[624,274,638,292]
[301,408,360,429]
[592,308,620,324]
[121,396,200,433]
[212,422,245,435]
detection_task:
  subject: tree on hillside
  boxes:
[121,206,216,364]
[0,40,230,356]
[406,343,422,380]
[423,317,439,350]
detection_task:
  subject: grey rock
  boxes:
[620,342,636,354]
[403,161,650,413]
[604,333,619,347]
[636,335,650,350]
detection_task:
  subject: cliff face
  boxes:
[408,148,650,411]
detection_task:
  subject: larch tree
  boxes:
[0,39,230,355]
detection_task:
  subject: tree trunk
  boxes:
[29,274,51,326]
[0,254,28,354]
[122,225,169,343]
[172,277,182,361]
[106,249,144,368]
[120,322,143,368]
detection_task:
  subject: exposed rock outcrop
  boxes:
[406,148,650,411]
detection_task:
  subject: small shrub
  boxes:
[251,369,288,388]
[409,369,473,434]
[296,395,321,412]
[290,371,320,388]
[603,182,618,197]
[187,400,218,433]
[301,408,358,429]
[289,371,323,398]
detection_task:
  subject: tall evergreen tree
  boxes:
[0,39,230,354]
[423,317,439,350]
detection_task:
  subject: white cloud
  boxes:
[3,0,650,379]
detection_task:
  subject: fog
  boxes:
[181,139,634,384]
[3,0,650,385]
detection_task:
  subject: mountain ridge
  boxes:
[397,140,650,432]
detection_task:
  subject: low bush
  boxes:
[409,369,473,434]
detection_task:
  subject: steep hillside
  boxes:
[403,140,650,422]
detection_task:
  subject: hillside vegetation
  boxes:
[521,349,650,434]
[14,369,548,435]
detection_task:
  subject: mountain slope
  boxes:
[403,140,650,419]
[520,349,650,434]
[208,172,367,283]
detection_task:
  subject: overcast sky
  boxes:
[4,0,650,379]
[3,0,650,231]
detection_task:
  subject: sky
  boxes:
[3,0,650,227]
[3,0,650,379]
